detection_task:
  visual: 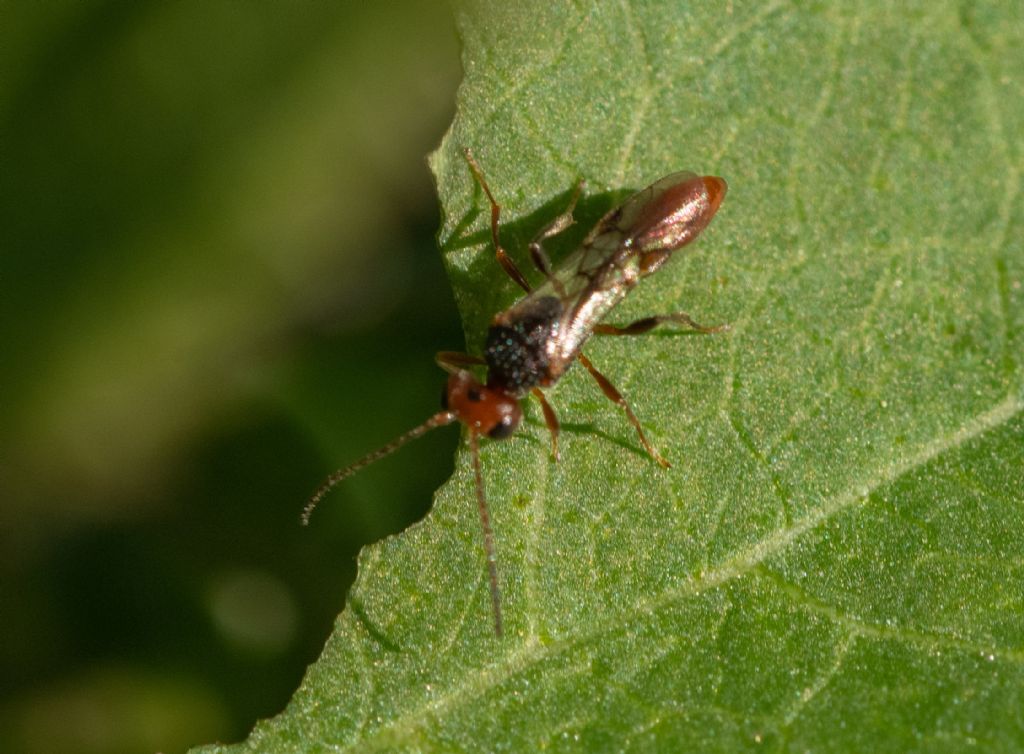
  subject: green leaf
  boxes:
[195,0,1024,751]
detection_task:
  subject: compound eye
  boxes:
[488,415,517,439]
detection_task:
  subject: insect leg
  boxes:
[436,351,486,374]
[594,313,730,336]
[531,387,561,460]
[576,352,671,468]
[463,148,532,293]
[527,179,585,284]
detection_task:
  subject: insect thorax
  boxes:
[484,295,563,395]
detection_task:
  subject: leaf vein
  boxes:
[758,565,1024,664]
[612,0,656,185]
[781,629,857,729]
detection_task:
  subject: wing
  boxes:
[493,171,727,382]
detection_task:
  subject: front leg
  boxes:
[436,351,486,374]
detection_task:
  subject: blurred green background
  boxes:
[0,2,462,752]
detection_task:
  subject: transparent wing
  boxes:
[496,171,726,377]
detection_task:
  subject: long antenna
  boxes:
[469,429,503,637]
[301,410,457,525]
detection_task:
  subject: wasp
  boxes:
[303,149,728,637]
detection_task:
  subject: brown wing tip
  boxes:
[702,176,728,216]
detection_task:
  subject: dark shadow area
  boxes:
[0,3,462,753]
[443,181,637,338]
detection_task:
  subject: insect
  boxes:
[302,149,728,637]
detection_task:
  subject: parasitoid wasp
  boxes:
[302,149,728,637]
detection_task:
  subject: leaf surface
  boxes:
[196,1,1024,751]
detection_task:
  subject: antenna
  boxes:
[468,429,503,637]
[301,410,456,525]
